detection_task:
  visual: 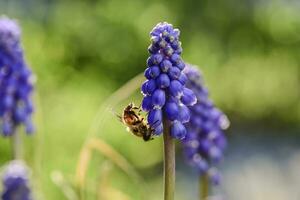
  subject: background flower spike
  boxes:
[1,160,33,200]
[0,16,35,136]
[182,64,229,189]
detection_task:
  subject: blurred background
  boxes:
[0,0,300,199]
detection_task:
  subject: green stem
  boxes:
[163,119,175,200]
[200,174,209,200]
[11,131,22,160]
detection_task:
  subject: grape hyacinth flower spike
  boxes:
[182,64,229,198]
[141,22,196,140]
[141,22,196,200]
[0,16,35,137]
[1,160,33,200]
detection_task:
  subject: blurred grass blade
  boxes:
[75,143,92,189]
[99,187,131,200]
[97,161,132,200]
[76,138,143,188]
[51,170,79,200]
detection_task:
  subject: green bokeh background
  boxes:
[0,0,300,199]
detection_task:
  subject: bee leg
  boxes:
[137,104,142,115]
[149,120,160,128]
[132,104,141,109]
[132,104,139,110]
[132,104,142,114]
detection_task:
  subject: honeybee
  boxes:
[118,103,155,141]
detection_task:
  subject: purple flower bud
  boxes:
[154,123,163,135]
[147,53,163,66]
[163,45,174,56]
[148,44,159,54]
[14,108,26,122]
[201,121,214,133]
[193,104,205,114]
[170,53,180,63]
[171,40,181,50]
[209,146,222,162]
[0,17,20,48]
[199,140,211,153]
[152,53,163,65]
[219,114,230,130]
[208,168,221,185]
[3,95,13,108]
[150,36,160,43]
[178,105,190,123]
[214,133,227,150]
[144,68,152,79]
[164,101,179,121]
[25,119,34,134]
[152,89,165,108]
[178,73,187,85]
[169,80,183,97]
[149,66,160,78]
[141,95,153,111]
[170,121,186,139]
[181,88,197,106]
[190,116,202,127]
[193,154,208,173]
[175,46,183,54]
[168,67,181,80]
[160,60,172,72]
[156,74,170,88]
[173,28,180,37]
[2,121,12,136]
[148,108,162,126]
[176,60,185,70]
[141,79,156,95]
[158,39,167,48]
[141,81,148,95]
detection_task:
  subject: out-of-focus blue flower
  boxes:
[141,22,196,140]
[0,16,35,136]
[1,160,32,200]
[182,64,229,185]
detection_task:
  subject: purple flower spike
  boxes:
[182,64,229,185]
[1,160,33,200]
[141,22,196,139]
[0,16,35,136]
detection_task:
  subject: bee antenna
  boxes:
[110,107,122,122]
